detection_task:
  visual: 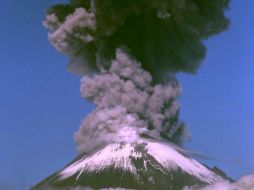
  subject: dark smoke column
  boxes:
[44,0,229,154]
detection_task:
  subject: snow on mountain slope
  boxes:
[59,141,221,183]
[32,140,225,190]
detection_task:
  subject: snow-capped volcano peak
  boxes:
[60,141,221,184]
[32,140,225,190]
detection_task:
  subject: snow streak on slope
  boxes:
[59,141,222,184]
[60,143,141,179]
[146,142,221,184]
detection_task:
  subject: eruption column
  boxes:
[44,0,230,154]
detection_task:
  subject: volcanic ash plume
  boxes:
[44,0,229,154]
[76,49,188,153]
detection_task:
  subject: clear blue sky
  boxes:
[0,0,253,189]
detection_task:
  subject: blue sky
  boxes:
[0,0,253,189]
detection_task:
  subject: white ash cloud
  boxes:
[183,173,254,190]
[44,7,97,74]
[44,8,96,52]
[75,49,188,154]
[75,106,147,153]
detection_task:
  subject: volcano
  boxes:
[31,140,227,190]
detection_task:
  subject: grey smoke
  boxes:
[44,0,230,81]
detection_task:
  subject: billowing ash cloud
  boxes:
[44,0,229,154]
[183,173,254,190]
[75,49,188,153]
